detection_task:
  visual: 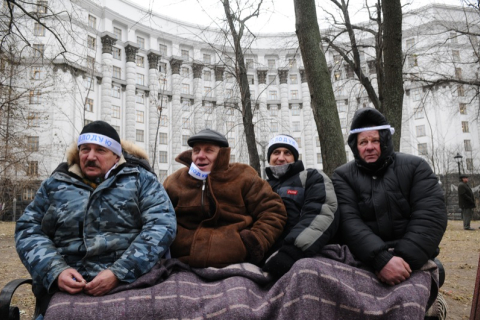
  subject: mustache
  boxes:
[85,160,100,168]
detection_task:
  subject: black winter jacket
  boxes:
[333,152,447,271]
[266,161,339,256]
[458,182,475,209]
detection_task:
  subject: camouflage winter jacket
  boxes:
[15,141,176,295]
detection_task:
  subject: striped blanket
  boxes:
[44,244,438,320]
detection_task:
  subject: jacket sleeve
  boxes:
[15,180,71,293]
[332,169,393,271]
[108,169,177,283]
[393,159,447,269]
[284,169,339,255]
[241,173,287,264]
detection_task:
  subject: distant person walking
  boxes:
[458,175,476,230]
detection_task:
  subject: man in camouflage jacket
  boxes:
[15,121,176,297]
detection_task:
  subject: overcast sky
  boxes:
[134,0,462,33]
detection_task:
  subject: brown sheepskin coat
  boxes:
[163,147,287,268]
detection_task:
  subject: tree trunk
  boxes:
[381,0,404,151]
[294,0,346,176]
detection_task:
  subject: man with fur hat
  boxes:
[458,174,476,230]
[16,121,176,299]
[332,108,447,286]
[262,134,339,278]
[163,128,287,268]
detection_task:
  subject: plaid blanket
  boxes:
[44,245,438,320]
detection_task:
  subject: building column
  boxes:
[170,57,183,171]
[100,33,117,123]
[125,43,139,142]
[278,68,290,134]
[257,67,268,134]
[147,51,161,165]
[192,62,204,133]
[214,66,225,134]
[300,68,314,168]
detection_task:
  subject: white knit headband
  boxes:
[268,135,299,152]
[77,133,122,156]
[349,125,395,135]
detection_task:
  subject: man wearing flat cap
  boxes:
[16,121,176,300]
[261,134,339,278]
[164,128,287,268]
[458,174,476,230]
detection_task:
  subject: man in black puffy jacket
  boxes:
[332,108,447,286]
[262,134,339,278]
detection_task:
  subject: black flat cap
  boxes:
[187,128,229,147]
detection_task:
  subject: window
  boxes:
[29,90,41,104]
[452,50,460,62]
[246,58,254,69]
[290,74,298,84]
[268,75,276,85]
[459,103,467,115]
[85,98,93,112]
[23,187,36,201]
[137,36,145,49]
[136,73,144,85]
[293,121,301,132]
[87,35,96,50]
[317,153,323,164]
[181,49,189,61]
[458,85,465,97]
[226,121,234,131]
[268,91,277,100]
[406,38,415,49]
[288,58,297,69]
[28,113,40,127]
[27,161,38,176]
[247,75,254,85]
[268,59,276,69]
[291,90,299,100]
[333,54,341,64]
[204,70,211,81]
[136,129,144,142]
[88,15,97,29]
[34,23,45,36]
[250,90,255,101]
[136,55,144,67]
[203,54,211,64]
[84,76,94,91]
[337,101,347,113]
[334,70,341,81]
[270,105,278,116]
[450,32,458,44]
[159,170,168,182]
[413,89,421,101]
[136,110,144,123]
[160,116,168,126]
[159,62,167,74]
[31,67,43,80]
[182,84,189,94]
[112,105,120,118]
[418,143,428,155]
[340,117,347,128]
[407,54,418,68]
[27,136,39,151]
[414,107,424,119]
[182,117,190,129]
[87,56,95,70]
[270,121,278,132]
[225,107,233,115]
[37,0,47,13]
[295,137,302,148]
[136,91,145,104]
[466,158,473,171]
[291,104,300,116]
[416,125,426,137]
[204,101,213,113]
[316,137,320,147]
[181,67,189,77]
[462,121,469,133]
[159,44,167,56]
[84,119,93,126]
[113,27,122,40]
[112,66,121,79]
[455,68,462,79]
[112,85,121,98]
[33,44,44,57]
[182,99,190,111]
[159,132,168,144]
[464,140,472,152]
[159,76,167,89]
[225,73,233,83]
[225,89,233,98]
[159,151,168,163]
[182,135,189,146]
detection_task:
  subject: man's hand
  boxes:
[57,268,87,294]
[84,269,119,296]
[376,256,412,286]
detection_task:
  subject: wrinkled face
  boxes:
[192,143,220,172]
[357,130,381,163]
[269,147,295,166]
[79,143,119,179]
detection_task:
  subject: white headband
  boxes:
[77,133,122,156]
[349,125,395,136]
[268,135,299,152]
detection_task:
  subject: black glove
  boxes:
[262,245,304,278]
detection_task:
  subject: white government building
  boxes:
[1,0,479,211]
